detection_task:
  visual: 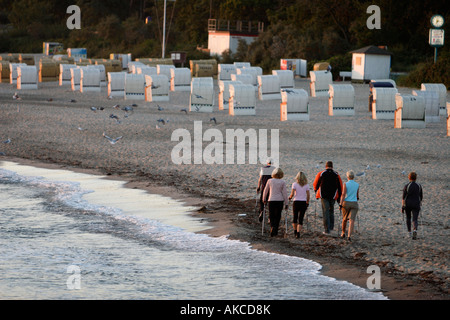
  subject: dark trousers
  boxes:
[321,198,335,233]
[293,201,307,225]
[405,206,420,232]
[268,201,284,236]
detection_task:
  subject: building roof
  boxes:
[350,45,393,55]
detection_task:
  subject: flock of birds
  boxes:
[2,92,406,178]
[5,91,218,149]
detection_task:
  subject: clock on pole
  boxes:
[431,14,444,28]
[429,14,445,63]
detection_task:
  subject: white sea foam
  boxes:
[0,161,387,300]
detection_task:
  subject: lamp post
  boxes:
[162,0,167,58]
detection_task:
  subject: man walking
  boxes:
[313,161,343,235]
[402,172,423,240]
[257,159,275,221]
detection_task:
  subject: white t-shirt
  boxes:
[291,182,310,201]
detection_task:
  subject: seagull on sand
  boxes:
[355,171,366,179]
[193,94,206,100]
[3,138,11,144]
[90,106,105,112]
[13,92,20,100]
[121,105,134,116]
[103,133,123,144]
[157,105,164,111]
[109,114,121,124]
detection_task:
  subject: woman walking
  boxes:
[339,171,359,241]
[263,168,289,237]
[289,171,310,238]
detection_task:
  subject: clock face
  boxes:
[431,15,444,28]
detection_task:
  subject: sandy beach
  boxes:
[0,75,448,300]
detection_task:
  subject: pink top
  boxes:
[263,178,288,204]
[291,183,310,201]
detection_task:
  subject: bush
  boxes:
[308,53,352,80]
[397,51,450,89]
[328,53,352,81]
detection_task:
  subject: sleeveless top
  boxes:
[344,180,359,202]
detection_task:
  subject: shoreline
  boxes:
[3,155,447,300]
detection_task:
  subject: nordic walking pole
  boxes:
[356,214,360,234]
[314,199,317,231]
[305,202,309,232]
[401,205,407,238]
[255,191,259,216]
[337,202,341,237]
[356,200,360,234]
[419,204,424,238]
[261,205,265,236]
[284,203,288,238]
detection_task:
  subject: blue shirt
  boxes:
[344,180,359,202]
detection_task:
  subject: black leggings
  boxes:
[292,201,307,225]
[405,206,420,232]
[268,201,284,236]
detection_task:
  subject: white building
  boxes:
[350,46,392,82]
[207,19,263,57]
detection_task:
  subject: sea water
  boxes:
[0,161,386,300]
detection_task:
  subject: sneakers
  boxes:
[407,231,418,240]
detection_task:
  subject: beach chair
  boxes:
[328,84,355,116]
[394,94,426,129]
[280,89,309,121]
[229,83,256,116]
[309,70,332,97]
[190,77,214,112]
[17,65,38,90]
[218,80,242,111]
[258,75,281,101]
[145,74,169,102]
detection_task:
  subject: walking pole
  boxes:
[419,205,424,238]
[401,206,407,238]
[314,199,317,231]
[337,202,341,237]
[356,200,360,234]
[261,205,266,236]
[284,203,289,238]
[305,203,309,232]
[356,214,360,234]
[255,191,259,216]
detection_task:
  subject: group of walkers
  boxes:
[257,159,423,240]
